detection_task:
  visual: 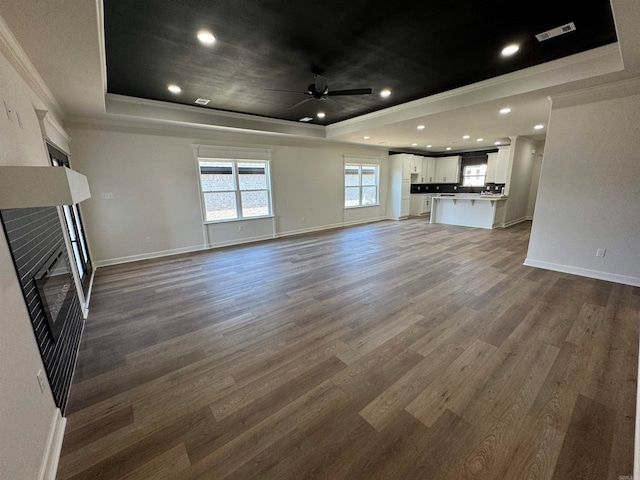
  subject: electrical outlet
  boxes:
[596,248,606,258]
[146,236,152,244]
[36,369,46,394]
[238,225,243,231]
[101,192,114,199]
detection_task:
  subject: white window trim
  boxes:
[194,145,274,224]
[344,159,380,209]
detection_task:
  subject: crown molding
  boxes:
[104,93,327,139]
[548,75,640,109]
[0,14,65,120]
[326,43,623,139]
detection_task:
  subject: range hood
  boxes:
[0,166,91,208]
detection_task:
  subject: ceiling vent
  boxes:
[535,22,576,42]
[299,117,313,122]
[194,98,210,105]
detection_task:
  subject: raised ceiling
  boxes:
[103,0,618,126]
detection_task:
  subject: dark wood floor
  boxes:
[57,219,639,480]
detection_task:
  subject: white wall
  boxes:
[525,82,640,286]
[504,136,539,226]
[67,124,389,265]
[526,141,545,219]
[0,48,62,480]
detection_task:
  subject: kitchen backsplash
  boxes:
[410,183,505,194]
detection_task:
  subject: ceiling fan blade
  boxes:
[265,88,307,94]
[323,96,342,111]
[326,88,373,96]
[287,97,313,110]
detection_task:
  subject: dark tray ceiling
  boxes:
[104,0,617,125]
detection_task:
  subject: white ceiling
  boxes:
[2,0,639,154]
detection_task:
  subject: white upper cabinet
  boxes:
[434,156,461,183]
[495,146,510,184]
[486,152,498,183]
[422,157,436,183]
[486,147,510,184]
[410,156,422,177]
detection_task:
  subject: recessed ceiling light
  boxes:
[534,124,545,130]
[501,44,520,56]
[197,30,216,45]
[168,84,182,94]
[417,125,425,130]
[494,141,502,145]
[299,117,313,122]
[363,136,370,140]
[499,108,512,114]
[426,145,432,148]
[317,112,326,119]
[477,138,484,142]
[446,147,452,151]
[462,135,470,140]
[412,143,418,146]
[380,89,391,98]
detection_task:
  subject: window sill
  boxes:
[204,215,275,225]
[344,204,380,210]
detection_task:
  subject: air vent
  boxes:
[299,117,313,122]
[535,22,576,42]
[194,98,210,105]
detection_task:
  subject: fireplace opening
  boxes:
[34,244,75,343]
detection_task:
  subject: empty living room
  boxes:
[1,1,640,479]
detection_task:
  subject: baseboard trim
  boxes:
[276,222,346,239]
[95,218,388,265]
[342,216,387,228]
[523,258,640,287]
[94,245,206,267]
[494,216,530,229]
[39,408,66,480]
[207,234,275,249]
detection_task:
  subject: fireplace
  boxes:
[34,244,75,343]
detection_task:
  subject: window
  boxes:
[462,164,487,186]
[199,160,272,222]
[345,164,379,207]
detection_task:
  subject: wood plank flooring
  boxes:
[57,219,640,479]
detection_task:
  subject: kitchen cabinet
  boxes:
[410,156,422,176]
[388,154,412,219]
[486,152,498,183]
[409,194,434,216]
[422,194,434,214]
[486,147,510,184]
[434,156,461,183]
[421,157,436,183]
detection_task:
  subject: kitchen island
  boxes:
[430,194,507,229]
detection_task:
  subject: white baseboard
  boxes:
[276,222,346,239]
[207,233,275,249]
[343,216,387,227]
[494,216,531,229]
[94,245,206,267]
[95,218,388,265]
[523,258,640,287]
[38,408,66,480]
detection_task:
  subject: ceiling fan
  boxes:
[272,71,373,110]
